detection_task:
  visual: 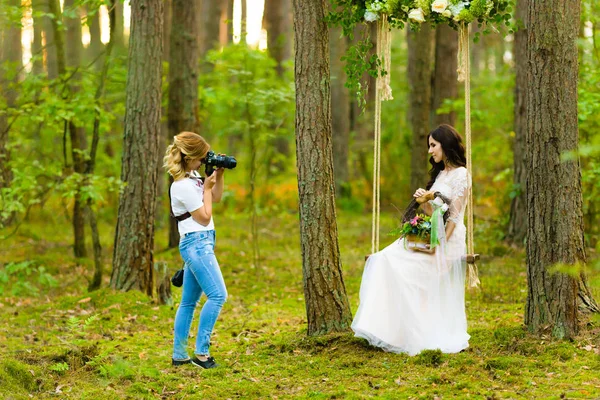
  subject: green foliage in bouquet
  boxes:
[392,213,433,241]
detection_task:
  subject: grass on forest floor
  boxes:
[1,210,600,399]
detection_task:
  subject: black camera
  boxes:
[204,150,237,176]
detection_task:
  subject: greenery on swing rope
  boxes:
[327,0,515,106]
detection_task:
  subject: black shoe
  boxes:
[191,356,218,369]
[172,358,191,366]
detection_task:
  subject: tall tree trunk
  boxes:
[292,0,352,336]
[64,0,88,259]
[264,0,292,173]
[241,0,247,40]
[87,4,104,70]
[225,0,234,44]
[200,0,222,57]
[330,27,350,199]
[525,0,597,338]
[0,0,22,224]
[87,0,116,292]
[407,24,434,191]
[507,0,528,245]
[431,25,457,126]
[31,0,44,76]
[167,0,200,249]
[114,0,126,50]
[111,0,163,295]
[264,0,292,76]
[42,0,59,79]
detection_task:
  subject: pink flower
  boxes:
[410,216,420,226]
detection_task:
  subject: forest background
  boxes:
[0,0,599,398]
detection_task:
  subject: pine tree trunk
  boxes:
[264,0,291,76]
[225,0,234,44]
[200,0,222,57]
[241,0,247,40]
[43,0,60,79]
[407,24,434,191]
[114,0,126,50]
[507,0,528,245]
[111,0,163,295]
[87,4,104,69]
[167,0,200,248]
[64,0,88,259]
[292,0,352,336]
[0,0,21,222]
[31,0,44,76]
[264,0,292,173]
[431,24,457,126]
[525,0,591,339]
[330,27,350,199]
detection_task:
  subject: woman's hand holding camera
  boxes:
[204,172,218,190]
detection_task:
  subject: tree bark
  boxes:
[87,4,104,70]
[0,0,22,222]
[407,24,434,191]
[42,0,60,79]
[87,0,116,292]
[167,0,200,248]
[264,0,292,76]
[111,0,163,296]
[292,0,352,336]
[431,24,457,126]
[31,0,44,76]
[64,0,88,259]
[114,0,126,50]
[225,0,234,44]
[330,27,350,199]
[525,0,596,339]
[264,0,292,173]
[200,0,223,57]
[507,0,528,245]
[241,0,247,40]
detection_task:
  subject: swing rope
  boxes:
[372,15,393,254]
[458,23,480,288]
[371,20,480,289]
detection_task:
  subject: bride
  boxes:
[352,124,471,356]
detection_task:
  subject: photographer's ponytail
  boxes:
[163,132,210,180]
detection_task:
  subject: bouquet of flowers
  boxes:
[392,194,450,253]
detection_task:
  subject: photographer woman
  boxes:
[163,131,227,369]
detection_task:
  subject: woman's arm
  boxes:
[445,220,456,240]
[190,174,217,226]
[211,168,224,203]
[415,190,435,216]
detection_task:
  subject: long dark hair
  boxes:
[424,124,466,190]
[401,125,466,223]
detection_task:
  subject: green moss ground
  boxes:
[1,211,599,399]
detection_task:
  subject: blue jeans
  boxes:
[173,230,227,360]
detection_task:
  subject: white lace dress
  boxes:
[351,167,470,355]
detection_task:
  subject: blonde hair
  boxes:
[163,132,210,180]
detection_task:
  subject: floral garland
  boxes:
[363,0,506,27]
[327,0,513,104]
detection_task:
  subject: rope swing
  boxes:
[371,21,480,289]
